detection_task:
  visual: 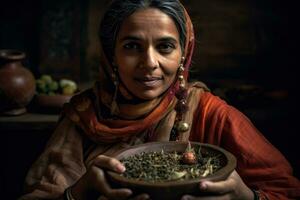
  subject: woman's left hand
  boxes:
[181,170,254,200]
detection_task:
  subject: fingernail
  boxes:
[200,182,207,190]
[181,195,191,200]
[116,164,125,172]
[121,188,132,196]
[125,189,132,195]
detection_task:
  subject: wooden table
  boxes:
[0,112,59,131]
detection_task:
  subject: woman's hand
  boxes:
[70,155,149,200]
[181,170,254,200]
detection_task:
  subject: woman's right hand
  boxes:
[70,155,149,200]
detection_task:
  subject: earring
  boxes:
[171,56,190,140]
[110,66,119,115]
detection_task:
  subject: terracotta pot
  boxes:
[107,141,236,200]
[0,49,36,115]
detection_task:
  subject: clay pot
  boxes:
[0,49,36,115]
[107,141,236,200]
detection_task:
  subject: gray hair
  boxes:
[99,0,186,63]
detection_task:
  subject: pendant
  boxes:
[176,121,190,132]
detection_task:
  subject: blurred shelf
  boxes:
[0,112,59,131]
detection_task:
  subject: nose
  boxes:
[139,47,159,70]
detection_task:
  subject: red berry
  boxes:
[182,151,197,164]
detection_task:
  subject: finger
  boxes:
[97,196,109,200]
[91,166,132,199]
[199,170,238,194]
[181,194,196,200]
[131,193,150,200]
[91,166,112,193]
[106,188,133,200]
[199,178,235,195]
[181,194,230,200]
[93,155,125,173]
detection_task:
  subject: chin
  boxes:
[135,94,158,101]
[133,90,166,101]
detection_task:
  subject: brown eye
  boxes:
[123,42,142,51]
[157,43,175,53]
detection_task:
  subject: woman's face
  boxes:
[114,8,182,100]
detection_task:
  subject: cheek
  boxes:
[116,55,137,74]
[162,59,180,78]
[160,50,182,76]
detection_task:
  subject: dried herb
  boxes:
[120,145,222,182]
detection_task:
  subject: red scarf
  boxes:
[63,2,195,143]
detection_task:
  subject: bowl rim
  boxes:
[107,141,236,187]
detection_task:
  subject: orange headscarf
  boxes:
[63,1,195,143]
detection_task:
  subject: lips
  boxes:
[134,76,163,87]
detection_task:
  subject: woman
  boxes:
[19,0,300,200]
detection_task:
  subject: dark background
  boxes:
[0,0,299,199]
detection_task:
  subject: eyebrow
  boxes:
[158,37,178,44]
[120,36,178,43]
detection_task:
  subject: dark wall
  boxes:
[1,0,297,86]
[0,0,87,81]
[0,0,41,74]
[182,0,300,180]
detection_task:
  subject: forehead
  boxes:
[117,8,179,40]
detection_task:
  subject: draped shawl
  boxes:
[62,2,206,144]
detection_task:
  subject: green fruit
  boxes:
[48,81,58,91]
[62,85,76,95]
[40,74,53,84]
[59,79,77,90]
[36,79,47,93]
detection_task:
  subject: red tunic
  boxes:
[190,92,300,199]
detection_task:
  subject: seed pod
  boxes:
[182,142,197,165]
[182,151,197,164]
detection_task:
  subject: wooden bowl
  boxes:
[36,94,72,107]
[33,94,72,113]
[107,141,236,200]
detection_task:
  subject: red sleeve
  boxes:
[190,92,300,200]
